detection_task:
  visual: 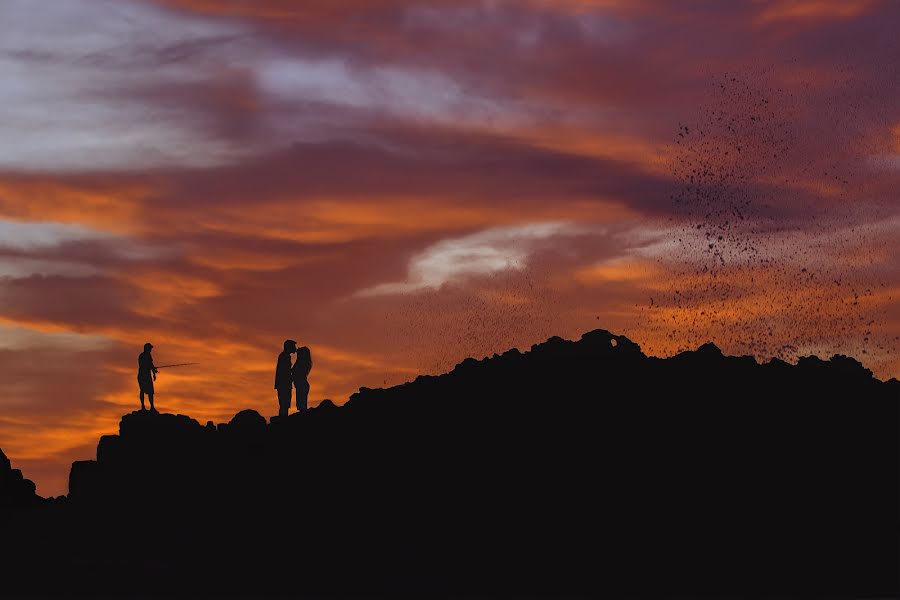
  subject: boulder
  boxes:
[0,448,41,507]
[229,409,267,432]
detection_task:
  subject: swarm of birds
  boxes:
[639,61,898,372]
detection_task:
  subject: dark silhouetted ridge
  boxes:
[2,329,898,597]
[0,447,40,508]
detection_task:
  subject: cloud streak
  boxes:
[0,0,250,172]
[359,222,593,295]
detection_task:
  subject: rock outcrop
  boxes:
[0,447,40,507]
[4,329,900,597]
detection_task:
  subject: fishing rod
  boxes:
[155,363,200,369]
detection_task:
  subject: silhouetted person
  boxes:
[138,342,158,412]
[275,340,296,417]
[292,346,313,412]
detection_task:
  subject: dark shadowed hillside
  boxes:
[0,447,40,508]
[2,329,898,597]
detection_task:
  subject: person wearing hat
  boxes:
[138,342,159,412]
[275,339,297,417]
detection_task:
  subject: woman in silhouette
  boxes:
[292,346,312,412]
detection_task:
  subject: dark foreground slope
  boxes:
[2,329,899,597]
[0,448,40,508]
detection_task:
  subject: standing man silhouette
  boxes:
[138,343,159,412]
[275,340,296,417]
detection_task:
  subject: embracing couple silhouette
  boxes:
[275,339,313,417]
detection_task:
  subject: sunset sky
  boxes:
[1,0,898,496]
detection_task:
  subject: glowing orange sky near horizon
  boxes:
[0,0,898,496]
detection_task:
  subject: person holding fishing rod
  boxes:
[137,342,198,412]
[138,343,159,412]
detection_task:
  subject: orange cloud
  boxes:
[574,257,664,284]
[193,196,634,245]
[754,0,878,24]
[518,126,670,175]
[0,179,151,234]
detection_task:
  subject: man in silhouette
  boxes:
[138,342,159,412]
[275,339,296,417]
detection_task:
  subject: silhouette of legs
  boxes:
[138,377,155,412]
[140,390,155,412]
[294,379,309,412]
[277,387,292,417]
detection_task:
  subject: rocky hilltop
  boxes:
[2,329,898,597]
[0,447,40,508]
